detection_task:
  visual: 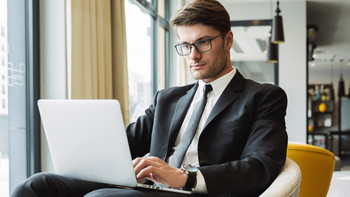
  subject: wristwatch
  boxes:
[181,164,198,191]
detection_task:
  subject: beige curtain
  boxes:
[71,0,130,124]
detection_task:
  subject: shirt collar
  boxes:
[198,66,236,96]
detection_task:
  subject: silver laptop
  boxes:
[38,99,191,195]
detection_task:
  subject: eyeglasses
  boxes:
[174,32,227,56]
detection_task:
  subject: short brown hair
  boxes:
[170,0,231,34]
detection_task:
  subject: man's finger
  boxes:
[136,165,159,179]
[132,157,143,168]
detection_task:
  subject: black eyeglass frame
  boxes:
[174,32,228,56]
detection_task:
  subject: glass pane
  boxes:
[1,0,28,196]
[125,1,153,123]
[234,61,275,84]
[0,0,9,196]
[231,25,276,84]
[157,26,165,90]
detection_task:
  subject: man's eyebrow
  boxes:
[196,35,212,41]
[178,35,212,44]
[177,41,190,45]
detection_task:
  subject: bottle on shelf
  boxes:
[321,85,328,101]
[316,85,321,101]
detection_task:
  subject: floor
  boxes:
[328,157,350,197]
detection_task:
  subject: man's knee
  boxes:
[84,188,148,197]
[11,172,60,197]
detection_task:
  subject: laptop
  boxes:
[38,99,192,195]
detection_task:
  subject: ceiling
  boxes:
[307,0,350,63]
[221,0,350,74]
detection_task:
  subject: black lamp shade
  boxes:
[338,76,345,97]
[330,83,335,100]
[308,43,316,61]
[267,36,278,63]
[272,15,285,44]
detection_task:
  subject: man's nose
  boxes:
[189,45,201,60]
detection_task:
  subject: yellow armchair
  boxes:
[287,143,335,197]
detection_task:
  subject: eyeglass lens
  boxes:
[175,39,212,56]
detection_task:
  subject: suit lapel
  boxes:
[166,83,198,156]
[204,71,245,128]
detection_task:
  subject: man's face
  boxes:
[176,24,233,83]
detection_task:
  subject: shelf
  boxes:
[312,101,334,113]
[308,132,328,149]
[308,84,334,102]
[307,84,335,148]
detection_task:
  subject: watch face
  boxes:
[182,164,198,173]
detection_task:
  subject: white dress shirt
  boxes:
[167,67,236,193]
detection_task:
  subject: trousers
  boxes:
[11,172,199,197]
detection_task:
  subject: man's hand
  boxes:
[133,156,187,188]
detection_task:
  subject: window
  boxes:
[231,20,278,85]
[0,1,40,196]
[1,26,5,37]
[1,99,5,109]
[0,1,9,196]
[125,0,169,122]
[125,1,153,122]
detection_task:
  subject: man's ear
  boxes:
[225,31,233,51]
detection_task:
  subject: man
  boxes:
[12,0,287,196]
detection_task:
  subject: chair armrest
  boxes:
[260,158,302,197]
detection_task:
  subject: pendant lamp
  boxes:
[338,60,345,97]
[267,26,278,63]
[329,83,335,100]
[348,62,350,98]
[272,0,285,44]
[267,36,278,63]
[329,59,335,100]
[267,1,278,63]
[338,75,345,97]
[348,81,350,98]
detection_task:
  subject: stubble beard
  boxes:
[190,53,228,81]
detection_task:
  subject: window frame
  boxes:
[131,0,170,94]
[25,0,41,177]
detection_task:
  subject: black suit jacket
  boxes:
[126,71,288,197]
